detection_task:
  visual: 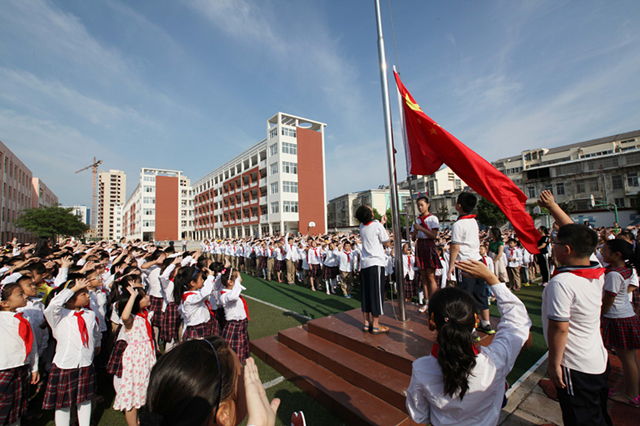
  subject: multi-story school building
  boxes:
[122,168,194,242]
[31,178,58,209]
[327,188,412,230]
[192,112,327,240]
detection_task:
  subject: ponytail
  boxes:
[173,266,199,304]
[605,239,635,269]
[429,287,478,400]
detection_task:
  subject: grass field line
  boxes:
[244,294,313,321]
[505,351,549,398]
[262,375,286,390]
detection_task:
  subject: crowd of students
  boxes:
[1,187,639,426]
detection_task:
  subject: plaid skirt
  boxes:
[238,257,245,266]
[183,318,216,341]
[42,364,96,410]
[0,365,29,425]
[160,302,181,341]
[148,296,164,327]
[275,260,286,272]
[107,339,128,378]
[416,239,442,270]
[222,319,250,364]
[404,275,416,298]
[601,316,640,349]
[258,256,267,269]
[324,266,339,279]
[309,264,321,278]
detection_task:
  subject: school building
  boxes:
[122,168,194,242]
[192,112,327,240]
[327,187,412,230]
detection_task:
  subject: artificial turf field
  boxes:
[28,274,547,426]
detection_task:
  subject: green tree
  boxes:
[476,198,507,227]
[434,205,450,222]
[14,206,90,239]
[384,208,407,229]
[558,201,575,214]
[372,208,382,222]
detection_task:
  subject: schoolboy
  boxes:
[446,193,494,335]
[538,190,612,426]
[505,238,523,292]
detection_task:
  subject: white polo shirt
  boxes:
[603,267,637,319]
[411,214,439,239]
[450,216,480,262]
[359,220,390,269]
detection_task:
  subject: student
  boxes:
[406,259,531,426]
[15,272,49,358]
[338,241,355,298]
[322,242,340,295]
[411,196,441,313]
[113,286,156,426]
[0,282,40,426]
[538,190,612,426]
[266,243,275,282]
[159,256,183,352]
[175,266,216,340]
[536,226,550,286]
[43,279,101,426]
[219,269,250,364]
[284,236,298,286]
[143,336,280,426]
[488,228,507,283]
[505,238,523,292]
[355,205,390,334]
[401,243,417,303]
[307,240,323,292]
[600,239,640,407]
[447,193,494,336]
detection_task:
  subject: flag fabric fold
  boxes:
[394,71,540,254]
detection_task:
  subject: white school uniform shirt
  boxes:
[541,263,608,375]
[323,249,340,267]
[159,264,176,306]
[220,279,248,321]
[284,243,299,261]
[54,268,69,288]
[45,289,101,369]
[411,214,439,239]
[179,275,215,328]
[338,250,354,273]
[307,247,323,265]
[16,298,49,357]
[275,246,285,261]
[505,247,522,268]
[480,255,495,275]
[402,253,416,280]
[0,311,39,373]
[143,265,164,299]
[450,216,481,262]
[603,267,637,319]
[89,289,108,333]
[359,220,390,269]
[406,283,531,426]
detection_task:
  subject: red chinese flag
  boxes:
[394,71,540,254]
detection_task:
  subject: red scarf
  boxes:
[221,290,251,321]
[137,309,155,351]
[457,214,477,221]
[345,251,351,264]
[417,214,432,231]
[14,313,33,361]
[363,221,373,226]
[74,311,89,347]
[407,255,412,269]
[551,267,606,279]
[481,256,487,266]
[431,342,479,358]
[182,291,216,319]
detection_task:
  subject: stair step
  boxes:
[278,326,411,413]
[251,335,411,426]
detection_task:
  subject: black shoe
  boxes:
[478,323,495,335]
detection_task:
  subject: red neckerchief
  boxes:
[457,214,477,221]
[345,250,351,264]
[221,289,251,321]
[204,300,216,319]
[551,264,606,279]
[74,310,89,347]
[181,291,197,303]
[407,255,412,269]
[14,313,33,361]
[605,265,633,280]
[363,221,373,226]
[417,214,432,231]
[137,308,154,351]
[481,256,487,266]
[431,342,479,358]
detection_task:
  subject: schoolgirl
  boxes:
[43,278,101,426]
[175,265,216,340]
[411,196,442,313]
[275,241,285,283]
[600,239,640,406]
[323,242,340,295]
[406,259,531,426]
[15,273,49,358]
[219,269,250,364]
[141,250,167,340]
[112,285,156,426]
[159,256,182,352]
[307,240,323,291]
[0,282,40,426]
[402,243,417,302]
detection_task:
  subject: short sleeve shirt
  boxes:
[450,217,480,261]
[603,270,636,319]
[411,215,439,240]
[359,221,390,269]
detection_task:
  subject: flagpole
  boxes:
[374,0,407,322]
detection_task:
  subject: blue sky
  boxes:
[1,0,639,206]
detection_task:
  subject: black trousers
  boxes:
[556,364,612,426]
[456,269,489,311]
[361,266,385,316]
[535,253,549,283]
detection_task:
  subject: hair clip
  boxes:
[444,317,449,323]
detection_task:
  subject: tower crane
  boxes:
[76,157,102,232]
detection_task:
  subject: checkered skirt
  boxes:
[42,364,96,410]
[182,318,216,341]
[275,260,286,272]
[258,256,267,269]
[0,365,29,425]
[107,339,128,378]
[416,239,442,270]
[148,296,164,327]
[160,302,181,341]
[324,266,339,280]
[404,275,416,298]
[601,315,640,349]
[309,264,322,278]
[222,318,249,364]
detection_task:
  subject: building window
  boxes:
[282,142,297,155]
[556,182,565,195]
[281,127,296,137]
[612,175,624,190]
[270,143,278,156]
[283,201,299,213]
[527,187,535,198]
[576,181,586,193]
[270,163,278,175]
[614,198,625,208]
[628,173,639,187]
[589,179,599,192]
[631,197,638,207]
[269,128,277,139]
[282,161,297,174]
[270,182,278,195]
[282,181,298,193]
[144,186,155,193]
[270,202,279,214]
[544,184,553,194]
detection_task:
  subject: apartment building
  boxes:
[327,187,412,229]
[31,178,58,208]
[62,205,90,225]
[122,168,194,242]
[192,112,327,239]
[400,166,466,196]
[97,170,126,240]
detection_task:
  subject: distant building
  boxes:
[97,170,126,240]
[400,166,466,196]
[61,205,89,225]
[123,168,194,242]
[327,187,411,229]
[193,112,327,239]
[31,178,58,208]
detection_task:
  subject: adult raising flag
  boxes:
[394,71,540,254]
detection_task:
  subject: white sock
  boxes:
[55,408,71,426]
[418,289,425,305]
[165,339,177,352]
[481,320,491,328]
[77,400,92,426]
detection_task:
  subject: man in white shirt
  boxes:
[284,235,298,286]
[355,205,390,334]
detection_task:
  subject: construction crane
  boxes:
[76,157,102,232]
